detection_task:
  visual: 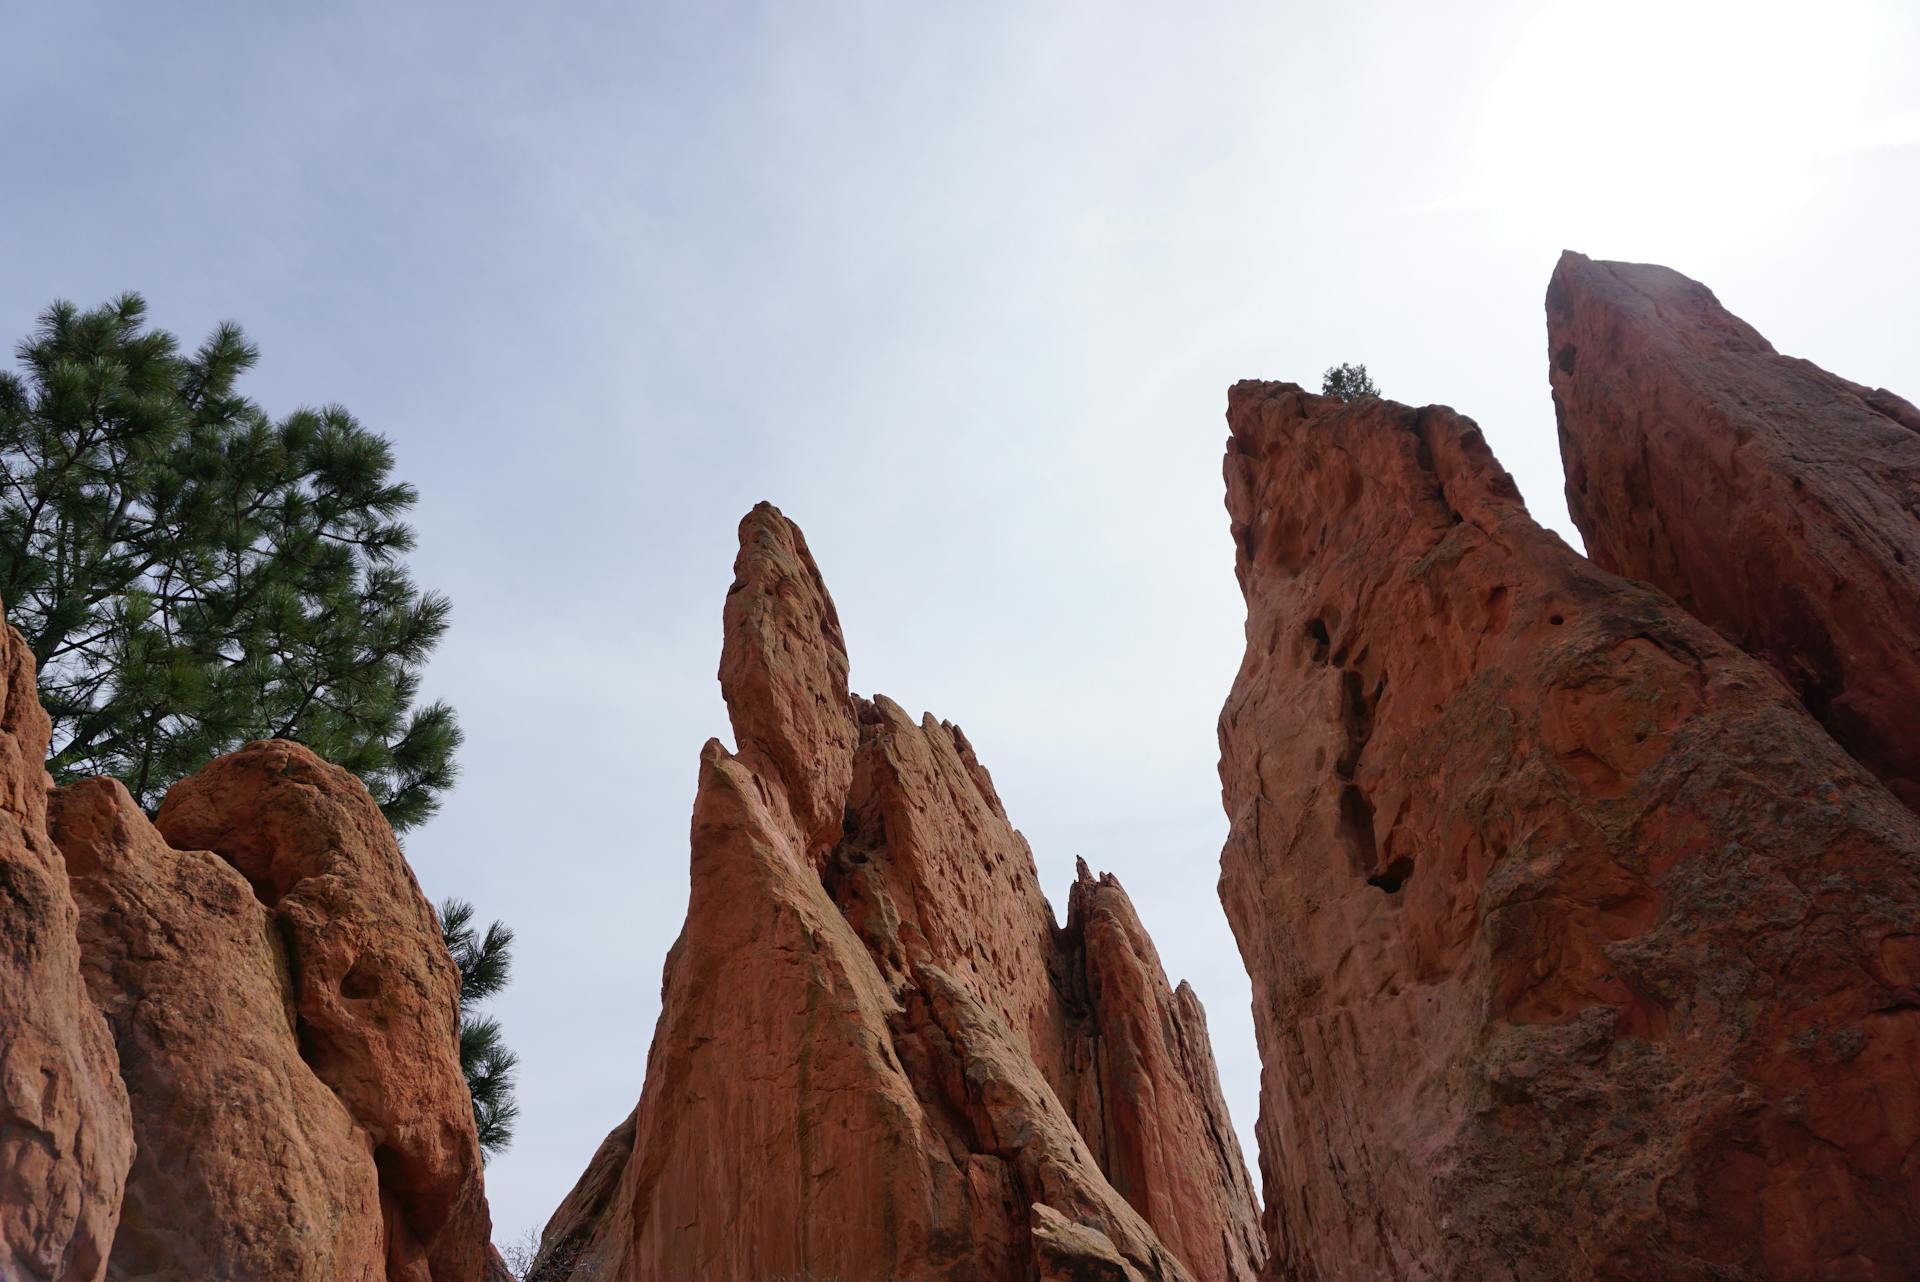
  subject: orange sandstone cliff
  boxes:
[1547,251,1920,811]
[52,775,386,1281]
[0,600,501,1282]
[1217,381,1920,1280]
[0,619,131,1282]
[154,740,500,1282]
[529,504,1262,1282]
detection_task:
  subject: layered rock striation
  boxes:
[1218,382,1920,1280]
[1548,251,1920,809]
[532,504,1261,1282]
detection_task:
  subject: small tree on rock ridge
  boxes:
[1321,362,1379,401]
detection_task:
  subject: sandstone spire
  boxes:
[1548,251,1920,810]
[1218,381,1920,1279]
[531,503,1261,1282]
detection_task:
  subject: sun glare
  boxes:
[1464,0,1894,258]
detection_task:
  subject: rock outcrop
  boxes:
[0,618,132,1282]
[51,777,386,1282]
[0,595,498,1280]
[1218,383,1920,1280]
[1054,863,1262,1280]
[155,740,498,1282]
[1547,251,1920,810]
[532,504,1261,1282]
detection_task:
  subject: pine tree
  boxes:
[1321,362,1379,401]
[440,897,519,1158]
[0,294,460,829]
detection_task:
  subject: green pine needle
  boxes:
[0,293,461,833]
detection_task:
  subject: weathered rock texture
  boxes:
[1,586,505,1282]
[0,618,132,1282]
[1548,251,1920,810]
[2,605,504,1281]
[1218,383,1920,1280]
[532,504,1260,1282]
[155,740,498,1282]
[51,777,386,1282]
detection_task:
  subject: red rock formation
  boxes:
[1218,383,1920,1280]
[51,777,386,1282]
[1547,251,1920,809]
[2,606,499,1281]
[829,696,1261,1282]
[720,510,859,868]
[532,503,1260,1282]
[0,617,131,1282]
[1056,862,1262,1282]
[156,740,498,1282]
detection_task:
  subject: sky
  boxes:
[4,0,1917,1253]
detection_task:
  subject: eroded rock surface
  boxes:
[719,508,858,867]
[1548,251,1920,809]
[532,503,1260,1282]
[0,616,131,1282]
[1218,382,1920,1281]
[156,740,497,1282]
[51,777,385,1282]
[1,604,501,1282]
[1056,862,1262,1282]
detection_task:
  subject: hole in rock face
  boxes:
[1555,342,1578,374]
[1334,670,1373,779]
[1304,618,1331,665]
[1367,857,1414,894]
[1550,614,1566,626]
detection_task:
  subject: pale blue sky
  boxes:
[5,0,1916,1250]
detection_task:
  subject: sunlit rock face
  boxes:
[1548,251,1920,812]
[530,503,1262,1282]
[1216,381,1920,1281]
